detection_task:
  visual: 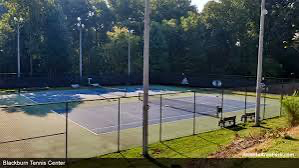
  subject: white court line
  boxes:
[91,103,239,133]
[20,93,99,136]
[20,93,257,135]
[20,93,39,104]
[91,112,195,131]
[160,96,247,110]
[193,97,254,109]
[92,99,251,132]
[21,92,129,136]
[91,104,242,134]
[53,110,99,136]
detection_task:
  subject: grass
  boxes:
[102,117,288,158]
[102,129,235,158]
[264,137,299,157]
[68,116,296,168]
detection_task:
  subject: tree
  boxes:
[41,1,72,75]
[102,26,141,74]
[0,0,298,79]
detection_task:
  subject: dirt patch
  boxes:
[235,139,273,158]
[288,126,299,137]
[237,126,299,158]
[209,127,292,158]
[208,135,265,158]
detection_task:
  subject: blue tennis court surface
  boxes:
[19,86,178,104]
[21,88,120,103]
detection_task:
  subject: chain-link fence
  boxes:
[0,83,290,159]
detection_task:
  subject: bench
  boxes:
[241,112,255,122]
[218,116,236,127]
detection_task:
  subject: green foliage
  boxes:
[282,96,299,126]
[0,0,298,77]
[102,26,141,74]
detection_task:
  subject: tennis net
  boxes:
[138,93,219,118]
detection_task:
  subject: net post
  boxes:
[193,91,196,135]
[117,98,121,152]
[65,102,69,165]
[159,94,162,142]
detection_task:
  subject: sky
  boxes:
[191,0,212,12]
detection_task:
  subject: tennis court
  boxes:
[55,94,256,134]
[1,86,258,135]
[0,85,277,157]
[1,86,256,135]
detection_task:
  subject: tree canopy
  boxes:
[0,0,298,78]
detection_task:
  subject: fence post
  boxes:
[221,88,224,120]
[193,92,196,135]
[280,82,284,116]
[159,94,162,142]
[124,88,127,97]
[65,102,69,164]
[245,88,247,115]
[263,89,266,120]
[117,98,121,152]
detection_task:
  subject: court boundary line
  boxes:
[19,92,259,136]
[53,110,99,136]
[91,104,257,134]
[61,101,256,135]
[151,94,257,110]
[91,112,196,132]
[20,93,99,136]
[168,96,257,109]
[20,93,39,104]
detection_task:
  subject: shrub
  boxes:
[282,96,299,127]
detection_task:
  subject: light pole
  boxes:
[87,11,95,75]
[255,0,267,127]
[14,17,24,78]
[143,0,150,157]
[128,29,134,85]
[77,17,85,80]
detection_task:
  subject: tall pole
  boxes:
[79,25,83,80]
[255,0,267,126]
[17,23,20,78]
[143,0,150,157]
[128,33,131,84]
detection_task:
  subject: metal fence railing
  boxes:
[0,84,293,159]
